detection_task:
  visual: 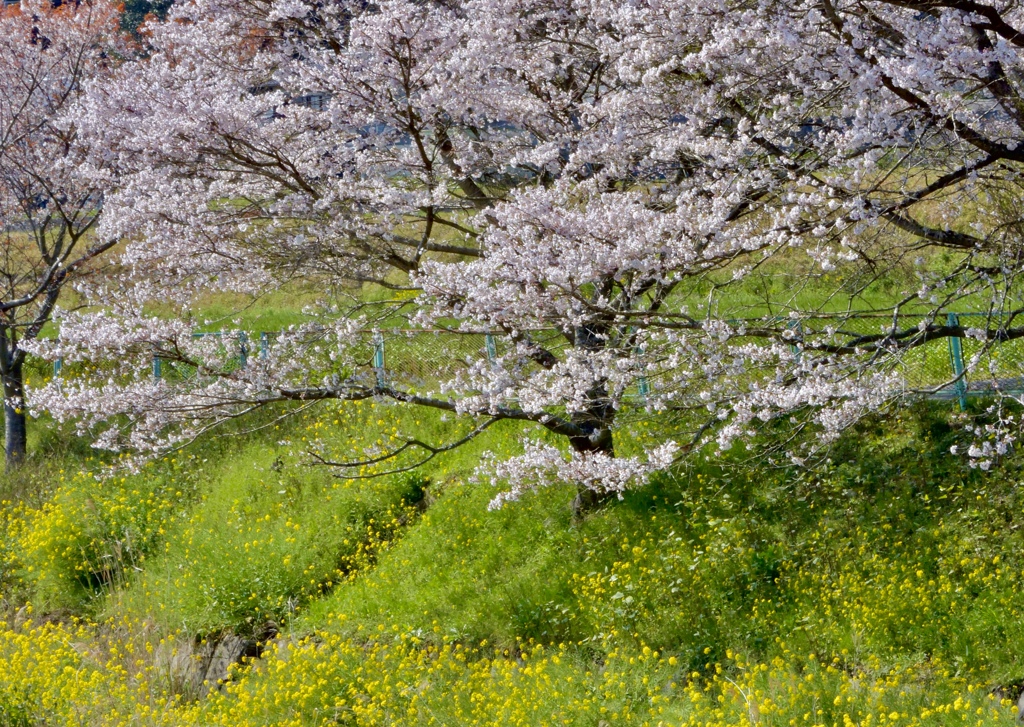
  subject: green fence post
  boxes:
[625,326,650,400]
[373,332,386,387]
[239,331,249,368]
[485,334,497,363]
[637,368,651,400]
[947,312,968,410]
[152,354,162,380]
[787,318,802,361]
[53,358,62,377]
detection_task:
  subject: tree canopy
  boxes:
[24,0,1024,502]
[0,0,122,467]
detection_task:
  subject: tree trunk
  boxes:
[3,358,26,470]
[568,410,616,520]
[567,321,618,519]
[570,485,610,519]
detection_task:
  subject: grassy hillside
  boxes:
[0,400,1022,726]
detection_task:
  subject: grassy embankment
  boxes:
[0,391,1022,726]
[0,255,1023,726]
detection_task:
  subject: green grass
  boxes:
[2,383,1024,724]
[5,188,1024,724]
[292,402,1024,679]
[94,400,531,638]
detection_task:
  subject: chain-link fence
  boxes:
[41,314,1024,407]
[770,312,1024,407]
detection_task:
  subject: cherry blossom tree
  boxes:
[0,0,122,468]
[28,0,1024,503]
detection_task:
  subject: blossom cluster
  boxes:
[20,0,1024,488]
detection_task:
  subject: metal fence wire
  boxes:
[41,315,1024,409]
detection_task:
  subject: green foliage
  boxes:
[299,477,580,645]
[6,457,201,612]
[103,399,510,637]
[105,445,420,637]
[302,403,1024,684]
[1,401,1024,725]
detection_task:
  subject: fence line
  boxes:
[44,315,1024,407]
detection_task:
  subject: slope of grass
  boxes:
[0,403,1022,726]
[96,400,530,638]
